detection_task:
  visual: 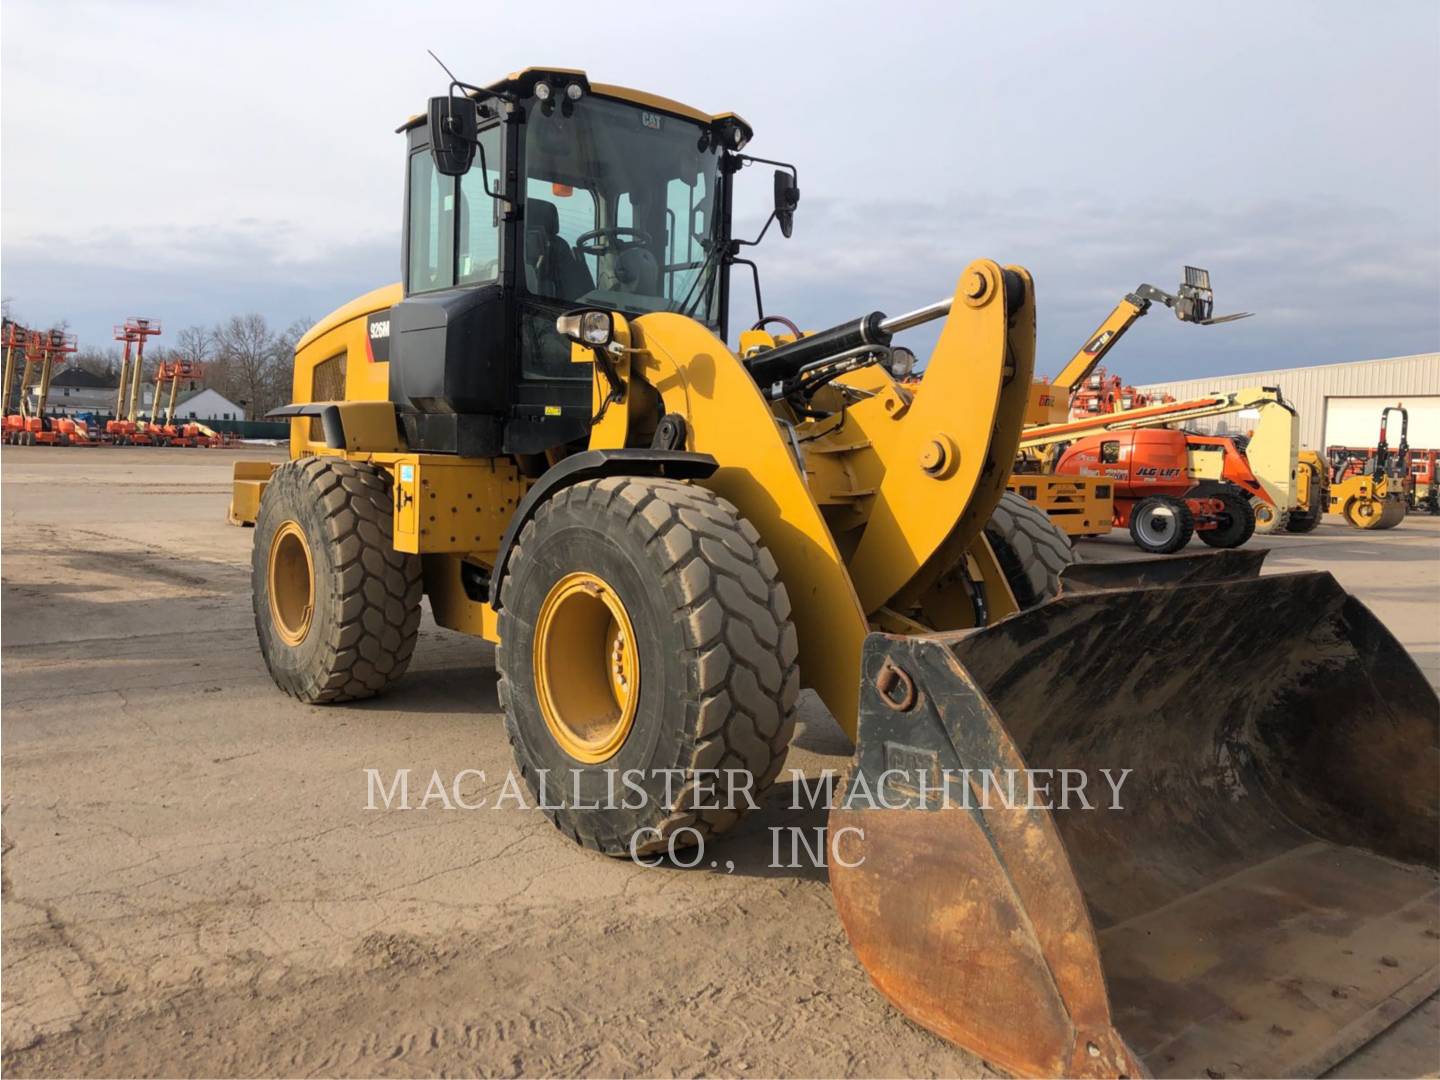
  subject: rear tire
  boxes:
[1129,495,1193,554]
[1200,489,1257,548]
[497,477,799,856]
[252,457,422,704]
[983,491,1077,608]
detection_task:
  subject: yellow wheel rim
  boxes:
[1345,498,1379,529]
[267,520,315,646]
[533,571,640,764]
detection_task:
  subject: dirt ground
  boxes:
[2,445,1437,1078]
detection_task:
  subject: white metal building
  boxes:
[1135,353,1440,451]
[171,387,244,421]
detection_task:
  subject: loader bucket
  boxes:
[829,560,1439,1079]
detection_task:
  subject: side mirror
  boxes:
[773,169,799,238]
[427,95,478,176]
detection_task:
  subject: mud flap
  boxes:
[829,566,1439,1078]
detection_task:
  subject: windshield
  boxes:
[522,95,725,328]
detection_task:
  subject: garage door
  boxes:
[1323,396,1440,451]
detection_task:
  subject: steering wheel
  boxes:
[751,315,802,337]
[575,227,652,256]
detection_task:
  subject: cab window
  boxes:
[524,177,599,292]
[520,96,723,325]
[457,127,503,285]
[407,151,455,294]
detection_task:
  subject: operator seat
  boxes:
[525,198,594,300]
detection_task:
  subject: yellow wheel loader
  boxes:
[232,68,1439,1078]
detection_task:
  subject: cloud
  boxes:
[746,189,1440,381]
[2,224,394,345]
[2,0,1436,380]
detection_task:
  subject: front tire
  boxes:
[252,457,422,704]
[984,491,1077,608]
[497,477,799,855]
[1129,495,1194,554]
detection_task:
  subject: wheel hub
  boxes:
[534,571,640,764]
[267,520,315,646]
[1135,505,1175,546]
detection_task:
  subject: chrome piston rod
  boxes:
[880,297,953,336]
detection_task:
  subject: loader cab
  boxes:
[390,69,751,458]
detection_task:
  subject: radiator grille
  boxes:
[309,352,347,441]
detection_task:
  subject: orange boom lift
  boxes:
[106,317,163,444]
[1,320,30,439]
[4,329,83,445]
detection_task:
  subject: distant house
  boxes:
[28,367,154,416]
[172,387,244,422]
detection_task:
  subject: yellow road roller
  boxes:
[231,68,1438,1078]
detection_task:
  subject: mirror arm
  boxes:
[734,212,777,250]
[734,152,799,182]
[471,139,503,201]
[728,152,799,247]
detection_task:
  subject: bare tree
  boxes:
[71,345,122,379]
[212,313,285,419]
[176,324,214,364]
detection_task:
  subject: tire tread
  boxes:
[253,457,422,704]
[497,477,798,852]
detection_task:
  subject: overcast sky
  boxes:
[3,0,1437,381]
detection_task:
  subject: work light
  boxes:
[556,309,614,347]
[885,346,917,379]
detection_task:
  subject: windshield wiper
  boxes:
[675,236,726,319]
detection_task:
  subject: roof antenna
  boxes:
[427,49,461,84]
[424,49,507,111]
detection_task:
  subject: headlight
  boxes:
[565,82,583,101]
[556,309,614,347]
[885,346,916,379]
[534,81,553,102]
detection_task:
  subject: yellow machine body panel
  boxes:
[1023,379,1069,426]
[287,283,400,454]
[1005,473,1113,536]
[1240,399,1299,510]
[228,460,279,526]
